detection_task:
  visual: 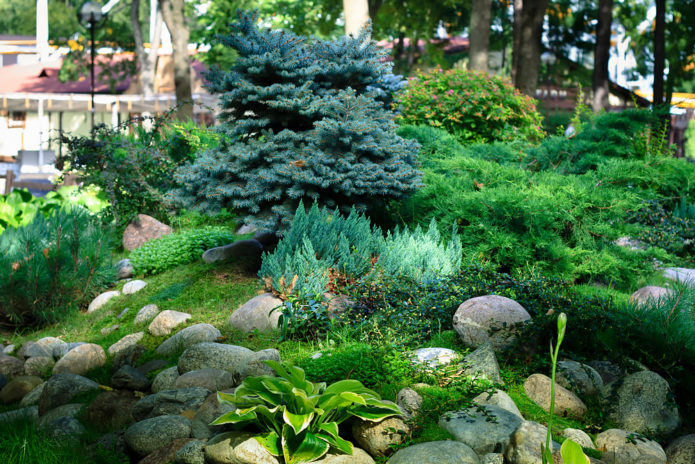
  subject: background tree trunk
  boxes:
[159,0,193,121]
[514,0,548,97]
[653,0,665,106]
[592,0,613,111]
[512,0,523,84]
[469,0,492,72]
[343,0,370,36]
[132,0,162,98]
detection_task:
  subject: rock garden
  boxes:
[3,10,695,464]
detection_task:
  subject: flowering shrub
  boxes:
[395,67,544,143]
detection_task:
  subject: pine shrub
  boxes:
[169,11,422,233]
[259,202,461,297]
[395,67,544,144]
[0,207,114,327]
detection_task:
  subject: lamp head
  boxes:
[79,2,104,24]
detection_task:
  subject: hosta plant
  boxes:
[212,361,402,463]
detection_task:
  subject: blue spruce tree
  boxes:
[170,11,422,232]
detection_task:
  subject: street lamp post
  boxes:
[78,2,105,134]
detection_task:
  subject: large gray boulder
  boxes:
[239,348,281,379]
[134,304,160,325]
[156,324,221,356]
[52,343,106,376]
[452,295,531,351]
[177,343,254,378]
[192,390,236,439]
[461,342,503,385]
[602,370,680,435]
[37,403,83,430]
[86,390,137,431]
[24,337,67,359]
[227,293,282,333]
[20,381,45,406]
[440,405,522,455]
[596,429,666,464]
[107,332,145,357]
[0,375,43,404]
[122,214,172,251]
[523,373,587,418]
[0,355,24,379]
[24,356,55,377]
[556,360,603,398]
[504,420,559,464]
[174,439,206,464]
[131,387,211,421]
[666,434,695,464]
[38,373,99,415]
[387,441,480,464]
[111,365,151,391]
[123,415,191,456]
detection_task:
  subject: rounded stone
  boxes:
[123,415,192,456]
[0,355,25,378]
[396,387,423,419]
[152,366,180,393]
[352,416,409,457]
[177,343,254,377]
[86,390,137,431]
[131,387,210,422]
[174,368,235,391]
[596,429,666,464]
[134,304,160,325]
[107,332,145,357]
[472,389,522,419]
[52,343,106,376]
[123,279,147,295]
[411,347,459,368]
[563,428,595,449]
[602,370,680,435]
[227,293,282,333]
[440,405,522,455]
[387,440,480,464]
[111,365,151,390]
[0,375,43,404]
[556,360,603,398]
[629,286,673,307]
[523,373,587,418]
[122,214,172,251]
[505,420,560,464]
[156,324,222,356]
[24,337,67,358]
[19,381,45,406]
[88,291,120,313]
[23,356,55,378]
[452,295,531,351]
[666,434,695,464]
[149,310,192,337]
[174,439,206,464]
[38,373,100,415]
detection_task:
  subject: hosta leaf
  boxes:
[282,424,330,464]
[339,391,367,405]
[349,405,400,422]
[256,431,281,456]
[317,422,340,439]
[217,391,236,405]
[316,432,353,455]
[210,408,257,425]
[323,380,376,397]
[560,439,590,464]
[283,409,314,435]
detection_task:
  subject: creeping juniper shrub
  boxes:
[170,11,421,233]
[629,200,695,257]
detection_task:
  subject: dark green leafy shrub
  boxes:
[298,343,395,388]
[0,186,108,234]
[274,295,333,341]
[0,206,114,327]
[129,226,235,275]
[259,202,461,297]
[395,67,544,143]
[62,116,218,231]
[170,11,421,233]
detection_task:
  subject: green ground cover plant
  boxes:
[170,11,421,233]
[395,67,544,143]
[0,206,114,327]
[129,226,236,275]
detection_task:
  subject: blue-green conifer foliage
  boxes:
[169,11,422,232]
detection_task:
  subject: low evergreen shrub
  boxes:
[259,202,461,297]
[629,200,695,257]
[170,11,422,233]
[129,226,236,276]
[395,67,544,143]
[0,206,114,327]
